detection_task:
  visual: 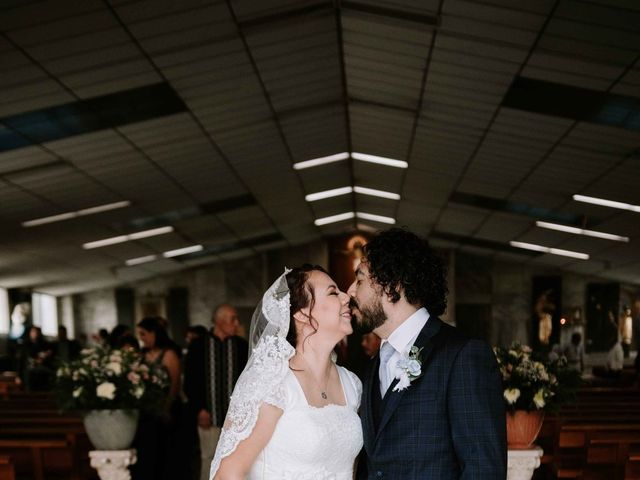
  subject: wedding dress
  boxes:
[209,269,363,480]
[248,366,363,479]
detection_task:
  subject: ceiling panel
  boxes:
[0,0,638,293]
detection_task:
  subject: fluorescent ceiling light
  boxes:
[293,152,408,170]
[305,186,353,202]
[22,212,76,227]
[314,211,396,226]
[356,223,379,233]
[352,152,408,169]
[22,200,131,227]
[125,255,158,266]
[354,186,401,200]
[83,235,128,249]
[305,185,401,202]
[77,201,131,216]
[83,226,174,250]
[163,245,203,258]
[314,212,355,226]
[356,212,396,224]
[536,221,629,243]
[293,152,349,170]
[509,241,589,260]
[573,194,640,213]
[128,226,174,240]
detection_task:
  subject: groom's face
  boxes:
[347,261,386,332]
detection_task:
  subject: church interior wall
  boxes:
[70,241,328,342]
[1,239,637,358]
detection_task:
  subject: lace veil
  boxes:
[209,268,295,479]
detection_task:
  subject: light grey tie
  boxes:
[378,341,395,396]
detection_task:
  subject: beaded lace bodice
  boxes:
[248,366,363,480]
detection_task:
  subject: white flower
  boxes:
[392,346,423,392]
[96,382,116,400]
[504,388,521,404]
[406,359,421,377]
[394,373,411,391]
[72,387,83,398]
[533,389,546,409]
[106,362,122,375]
[132,386,144,399]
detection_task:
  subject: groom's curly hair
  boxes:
[363,228,448,316]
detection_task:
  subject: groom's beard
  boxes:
[351,297,386,332]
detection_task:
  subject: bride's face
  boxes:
[303,271,352,341]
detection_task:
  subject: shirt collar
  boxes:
[384,307,430,355]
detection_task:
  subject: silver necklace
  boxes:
[298,354,331,400]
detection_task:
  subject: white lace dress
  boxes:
[248,365,363,480]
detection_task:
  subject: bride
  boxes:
[209,265,363,479]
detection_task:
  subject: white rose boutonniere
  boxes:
[392,346,423,392]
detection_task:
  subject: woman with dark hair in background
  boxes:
[131,317,183,480]
[18,326,54,391]
[108,324,131,349]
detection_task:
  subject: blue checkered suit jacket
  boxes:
[358,317,507,479]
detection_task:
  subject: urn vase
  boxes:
[506,410,545,449]
[83,409,139,450]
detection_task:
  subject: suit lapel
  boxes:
[362,355,378,453]
[375,317,444,442]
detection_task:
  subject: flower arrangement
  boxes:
[55,346,169,413]
[393,346,423,392]
[494,342,581,412]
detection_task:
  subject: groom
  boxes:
[349,228,506,479]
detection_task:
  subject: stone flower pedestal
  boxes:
[89,449,137,480]
[507,446,543,480]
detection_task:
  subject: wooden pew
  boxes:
[0,417,83,427]
[537,385,640,480]
[585,434,640,479]
[0,456,15,480]
[0,373,19,400]
[0,393,93,480]
[625,452,640,479]
[0,438,70,480]
[553,424,640,479]
[1,425,93,480]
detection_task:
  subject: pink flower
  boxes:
[128,372,140,384]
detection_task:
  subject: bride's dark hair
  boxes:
[285,264,328,349]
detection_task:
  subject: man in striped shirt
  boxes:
[184,304,248,480]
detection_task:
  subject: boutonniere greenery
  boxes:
[392,346,423,392]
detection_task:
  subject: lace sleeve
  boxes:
[209,268,294,480]
[264,377,288,411]
[209,336,294,479]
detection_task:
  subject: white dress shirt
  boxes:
[379,307,430,396]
